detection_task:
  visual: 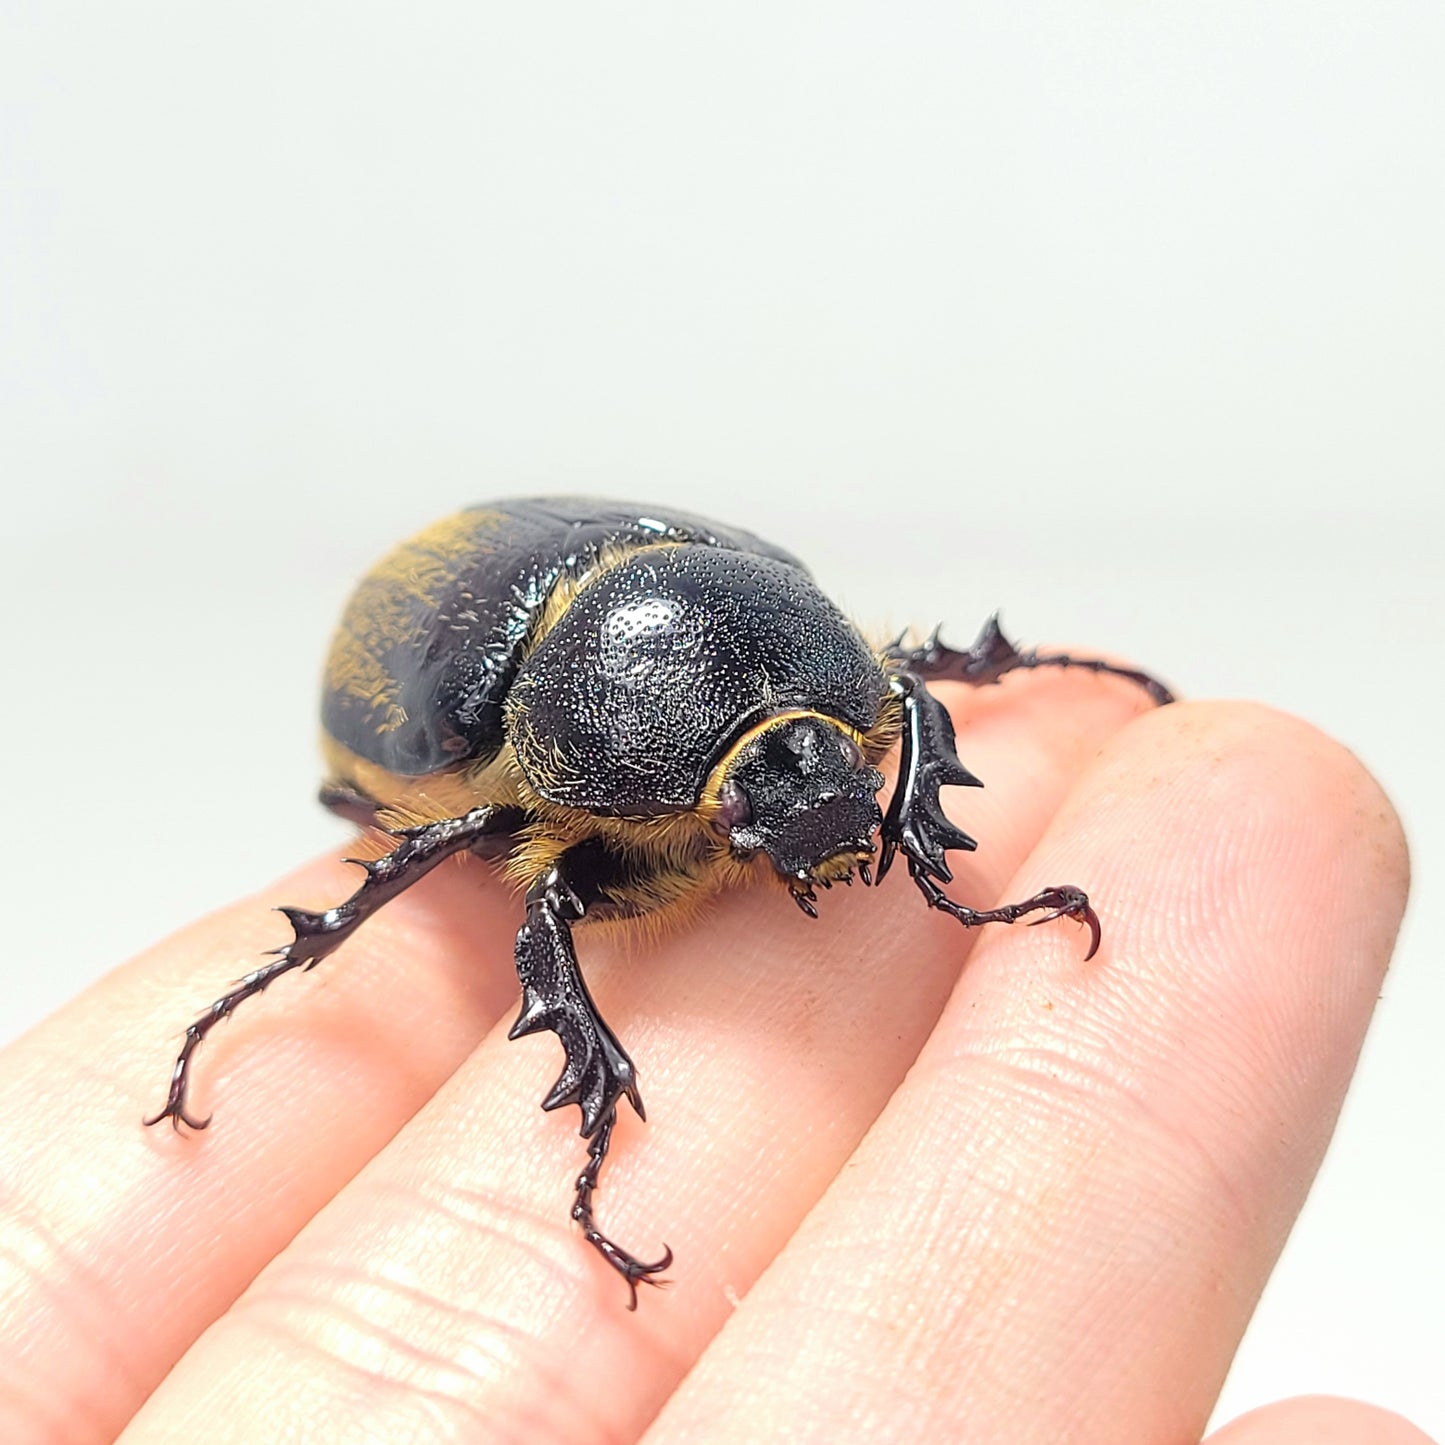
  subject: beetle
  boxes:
[147,497,1173,1305]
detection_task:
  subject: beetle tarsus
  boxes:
[888,612,1175,707]
[789,882,820,918]
[143,958,307,1132]
[144,806,506,1133]
[143,1042,214,1132]
[910,865,1102,959]
[572,1107,673,1309]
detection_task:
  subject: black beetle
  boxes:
[147,497,1172,1305]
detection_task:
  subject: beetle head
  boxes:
[713,714,884,895]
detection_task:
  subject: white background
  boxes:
[1,2,1441,1433]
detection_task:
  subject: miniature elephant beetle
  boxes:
[147,497,1173,1305]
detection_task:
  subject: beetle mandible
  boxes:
[147,497,1173,1306]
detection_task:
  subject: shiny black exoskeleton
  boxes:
[147,498,1173,1305]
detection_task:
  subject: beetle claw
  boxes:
[1018,885,1100,953]
[143,1100,212,1133]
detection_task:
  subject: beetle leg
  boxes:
[887,612,1175,707]
[909,862,1102,960]
[510,861,671,1306]
[145,805,508,1133]
[877,672,981,886]
[879,672,1102,958]
[317,779,382,828]
[572,1111,672,1309]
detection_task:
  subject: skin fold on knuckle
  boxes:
[121,1178,623,1445]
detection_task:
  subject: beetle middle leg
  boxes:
[145,805,513,1132]
[510,853,672,1306]
[889,612,1175,707]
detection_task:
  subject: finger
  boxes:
[111,668,1155,1445]
[1207,1396,1438,1445]
[0,849,521,1445]
[638,702,1410,1445]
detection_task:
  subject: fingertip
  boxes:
[1067,698,1410,972]
[1206,1395,1438,1445]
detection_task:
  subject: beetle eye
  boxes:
[838,734,863,768]
[715,779,753,831]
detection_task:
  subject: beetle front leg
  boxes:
[145,806,508,1132]
[880,672,1102,958]
[877,672,981,886]
[509,861,672,1306]
[909,863,1101,960]
[887,612,1175,707]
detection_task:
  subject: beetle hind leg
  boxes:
[145,806,509,1133]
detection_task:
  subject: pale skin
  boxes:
[0,674,1432,1445]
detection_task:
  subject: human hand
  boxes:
[0,675,1428,1443]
